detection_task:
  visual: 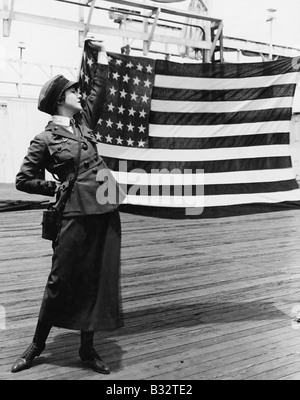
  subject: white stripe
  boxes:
[149,121,291,138]
[98,143,290,162]
[154,72,299,91]
[113,168,297,186]
[122,188,300,208]
[203,188,300,207]
[114,171,205,186]
[150,97,293,114]
[203,169,296,184]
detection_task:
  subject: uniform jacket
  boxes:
[16,65,123,216]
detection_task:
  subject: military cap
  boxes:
[38,74,79,115]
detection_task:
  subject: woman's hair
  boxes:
[53,91,66,115]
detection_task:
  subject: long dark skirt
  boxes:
[38,210,123,331]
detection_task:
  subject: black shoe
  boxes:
[79,347,110,374]
[11,343,45,373]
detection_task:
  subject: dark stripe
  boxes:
[149,133,290,150]
[125,180,298,197]
[155,58,295,78]
[152,85,296,102]
[150,108,292,126]
[119,200,300,219]
[103,156,292,174]
[206,180,299,195]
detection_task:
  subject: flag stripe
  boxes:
[124,180,298,196]
[152,84,296,102]
[98,143,291,162]
[151,97,293,114]
[114,168,297,185]
[149,132,289,150]
[154,72,299,91]
[150,108,292,126]
[104,156,292,174]
[123,188,300,208]
[155,58,298,78]
[148,121,291,138]
[119,201,300,219]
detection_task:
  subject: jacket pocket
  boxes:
[48,143,74,164]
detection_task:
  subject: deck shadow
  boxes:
[116,300,288,334]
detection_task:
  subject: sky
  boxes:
[0,0,300,105]
[1,0,300,66]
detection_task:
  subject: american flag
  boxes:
[79,41,300,218]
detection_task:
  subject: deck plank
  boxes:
[1,184,300,380]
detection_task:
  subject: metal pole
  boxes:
[266,8,276,61]
[18,42,25,97]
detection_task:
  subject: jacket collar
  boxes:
[45,121,96,143]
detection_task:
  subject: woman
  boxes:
[11,40,123,375]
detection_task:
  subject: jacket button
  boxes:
[92,168,98,174]
[94,155,99,161]
[57,146,62,151]
[84,161,90,169]
[82,143,88,150]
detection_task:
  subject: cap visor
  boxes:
[63,81,79,92]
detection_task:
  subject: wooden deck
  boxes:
[2,183,300,380]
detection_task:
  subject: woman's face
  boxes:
[63,87,82,114]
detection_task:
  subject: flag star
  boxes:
[106,119,113,128]
[112,71,120,80]
[120,89,127,98]
[118,105,125,114]
[137,63,143,71]
[127,138,134,146]
[108,103,115,112]
[131,92,138,101]
[144,79,151,88]
[141,94,149,103]
[84,75,90,84]
[133,76,141,85]
[123,74,130,83]
[117,121,124,130]
[138,125,146,133]
[139,109,146,118]
[109,86,117,96]
[107,55,113,63]
[82,92,88,102]
[80,69,85,78]
[116,59,123,66]
[96,133,102,141]
[87,58,94,68]
[97,117,103,125]
[106,134,113,143]
[138,139,146,147]
[146,64,153,73]
[127,123,134,132]
[116,136,123,145]
[126,61,134,68]
[128,107,136,116]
